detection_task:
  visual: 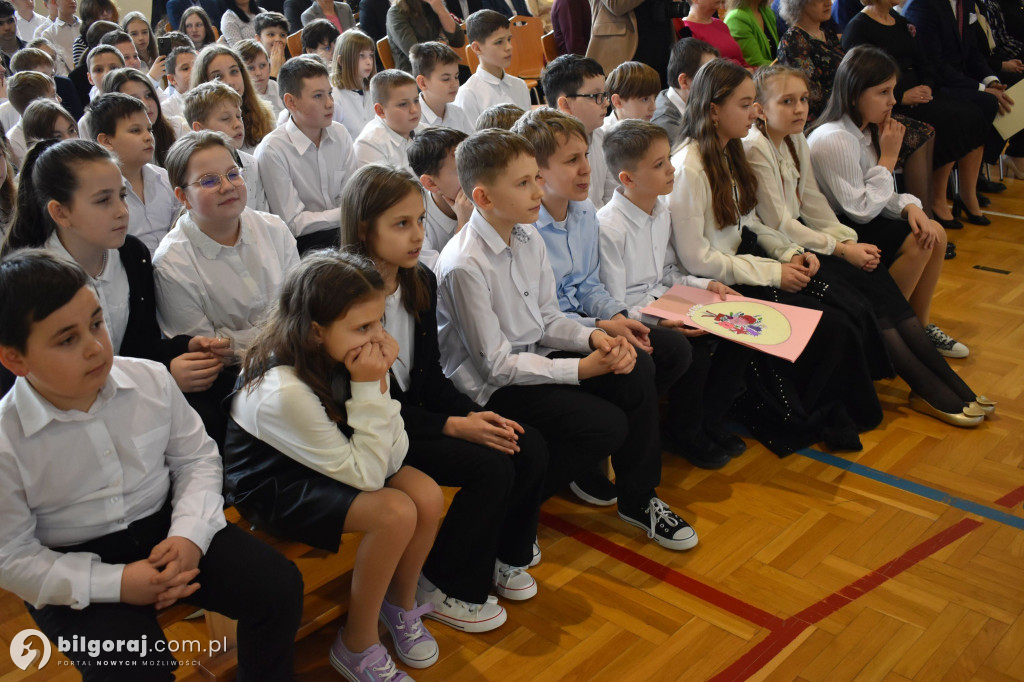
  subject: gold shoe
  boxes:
[908,393,984,427]
[969,395,997,415]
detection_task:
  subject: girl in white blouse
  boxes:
[745,65,992,426]
[806,46,968,360]
[331,30,378,141]
[668,57,889,454]
[225,250,444,680]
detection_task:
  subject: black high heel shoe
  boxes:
[952,197,991,226]
[935,215,963,230]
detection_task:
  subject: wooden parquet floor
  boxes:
[4,187,1024,682]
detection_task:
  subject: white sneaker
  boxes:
[529,538,541,568]
[493,560,537,601]
[415,582,507,633]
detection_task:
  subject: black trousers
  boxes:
[404,427,548,603]
[484,349,662,511]
[28,505,303,682]
[295,228,341,256]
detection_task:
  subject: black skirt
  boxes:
[895,95,987,167]
[839,214,912,269]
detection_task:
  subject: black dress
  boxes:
[842,10,988,166]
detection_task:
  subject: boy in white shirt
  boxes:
[410,41,474,136]
[12,0,46,42]
[454,10,531,126]
[541,54,615,209]
[75,46,126,140]
[598,119,751,462]
[435,128,699,552]
[0,250,303,680]
[354,69,420,171]
[184,81,270,213]
[91,94,180,255]
[33,0,77,76]
[255,56,359,254]
[253,11,288,79]
[161,45,196,120]
[237,39,284,120]
[407,126,473,271]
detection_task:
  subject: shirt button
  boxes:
[110,496,119,503]
[104,449,112,456]
[524,291,529,296]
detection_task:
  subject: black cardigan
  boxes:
[388,264,479,437]
[0,235,191,396]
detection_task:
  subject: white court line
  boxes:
[977,209,1024,221]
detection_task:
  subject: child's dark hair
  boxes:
[278,55,330,99]
[606,61,661,101]
[241,249,386,423]
[9,48,54,74]
[225,0,264,24]
[22,100,78,147]
[87,91,149,140]
[466,9,509,44]
[85,20,120,50]
[0,249,91,352]
[809,45,900,135]
[167,45,198,77]
[667,38,720,89]
[408,126,468,177]
[341,165,431,319]
[409,41,460,79]
[236,39,269,66]
[680,58,758,229]
[2,139,115,257]
[87,44,124,70]
[510,107,587,167]
[455,128,535,197]
[102,68,177,166]
[0,1,14,20]
[475,103,524,130]
[369,69,416,106]
[100,30,135,50]
[541,54,606,104]
[253,11,289,35]
[302,18,340,54]
[603,119,669,177]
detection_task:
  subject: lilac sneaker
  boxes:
[378,599,439,669]
[329,635,410,682]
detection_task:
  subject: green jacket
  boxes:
[724,5,779,67]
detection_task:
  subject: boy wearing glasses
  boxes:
[91,93,179,256]
[454,10,531,128]
[541,54,614,209]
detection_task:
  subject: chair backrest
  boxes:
[377,36,395,70]
[456,24,470,68]
[541,30,557,64]
[509,15,544,80]
[464,42,479,73]
[287,30,303,58]
[211,25,221,41]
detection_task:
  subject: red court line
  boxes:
[538,510,786,630]
[708,518,983,681]
[995,485,1024,509]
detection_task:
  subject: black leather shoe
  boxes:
[935,216,963,230]
[952,197,991,225]
[976,192,991,207]
[705,423,747,457]
[663,430,731,469]
[977,178,1006,193]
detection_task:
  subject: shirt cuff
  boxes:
[89,560,125,604]
[551,357,581,385]
[983,76,999,86]
[351,379,388,401]
[169,510,226,555]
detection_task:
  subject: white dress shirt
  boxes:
[588,124,613,209]
[668,140,805,288]
[417,93,474,136]
[255,117,359,238]
[435,209,593,405]
[597,190,710,323]
[260,79,285,121]
[238,149,269,213]
[230,366,408,492]
[420,189,458,271]
[220,9,257,45]
[453,66,531,130]
[45,232,130,353]
[0,101,19,134]
[153,208,300,354]
[161,89,185,120]
[124,164,180,256]
[353,115,415,173]
[34,16,79,76]
[332,86,374,141]
[806,114,922,224]
[7,120,26,167]
[0,357,226,609]
[16,10,47,42]
[384,285,414,391]
[743,127,858,255]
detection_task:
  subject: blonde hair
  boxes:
[192,45,275,148]
[605,61,662,101]
[183,80,244,126]
[331,29,375,91]
[510,107,587,167]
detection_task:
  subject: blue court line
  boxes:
[796,447,1024,531]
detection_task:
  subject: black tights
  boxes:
[881,316,976,413]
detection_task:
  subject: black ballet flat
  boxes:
[952,197,991,226]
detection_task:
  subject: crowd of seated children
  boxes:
[256,55,359,254]
[354,69,420,172]
[191,43,276,153]
[185,80,270,212]
[454,10,530,127]
[340,163,547,634]
[237,38,285,120]
[410,42,474,136]
[652,39,720,149]
[330,28,377,140]
[408,125,472,270]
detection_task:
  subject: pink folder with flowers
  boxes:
[640,285,822,362]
